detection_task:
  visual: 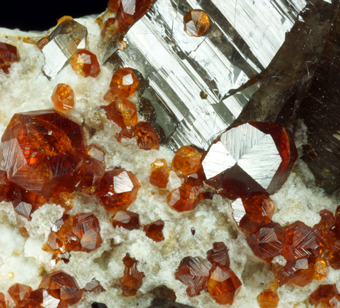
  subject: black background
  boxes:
[1,0,109,31]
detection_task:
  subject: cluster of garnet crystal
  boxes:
[1,271,90,307]
[101,67,160,150]
[175,242,242,305]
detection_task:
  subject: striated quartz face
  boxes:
[201,122,297,199]
[1,110,87,197]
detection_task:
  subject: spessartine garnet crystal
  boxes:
[0,42,20,74]
[201,122,298,199]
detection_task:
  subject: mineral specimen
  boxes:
[70,49,100,78]
[51,83,75,111]
[120,254,145,296]
[109,68,139,98]
[143,219,164,242]
[166,184,202,212]
[183,10,210,37]
[172,146,201,177]
[110,210,140,230]
[201,122,298,199]
[257,289,279,308]
[309,284,340,307]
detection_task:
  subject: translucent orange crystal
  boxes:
[51,83,75,111]
[309,284,340,307]
[231,194,275,235]
[134,122,160,150]
[110,210,140,230]
[167,183,203,212]
[0,170,10,202]
[207,242,230,268]
[207,266,242,305]
[144,219,164,242]
[172,146,201,176]
[19,227,29,238]
[8,283,32,303]
[109,68,139,98]
[175,256,212,297]
[102,97,138,128]
[120,254,145,296]
[96,168,141,212]
[58,15,73,24]
[0,42,20,74]
[36,37,49,50]
[183,10,210,37]
[257,289,279,308]
[314,257,329,281]
[70,49,100,78]
[39,271,83,305]
[150,160,171,189]
[0,293,5,308]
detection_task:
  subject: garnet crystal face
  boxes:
[1,110,87,197]
[201,122,297,199]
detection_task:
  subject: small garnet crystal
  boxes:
[201,122,297,199]
[110,210,140,230]
[143,219,164,242]
[0,42,20,74]
[70,49,100,78]
[51,83,75,111]
[120,254,145,296]
[257,289,279,308]
[167,183,202,212]
[135,122,160,150]
[172,145,201,176]
[183,10,210,37]
[96,168,141,212]
[109,68,139,98]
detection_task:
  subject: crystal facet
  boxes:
[109,68,139,98]
[0,42,20,74]
[51,84,75,111]
[110,210,140,230]
[172,146,201,176]
[257,289,279,308]
[183,10,210,37]
[143,219,164,242]
[70,49,100,78]
[167,184,202,212]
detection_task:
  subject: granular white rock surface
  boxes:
[0,14,340,308]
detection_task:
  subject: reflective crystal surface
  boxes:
[41,19,87,78]
[201,122,297,199]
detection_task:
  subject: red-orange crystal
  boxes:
[1,110,87,198]
[309,284,340,307]
[282,221,323,262]
[51,192,74,212]
[167,183,203,212]
[107,0,153,33]
[246,221,284,262]
[110,210,140,230]
[0,42,20,74]
[207,266,242,305]
[150,160,171,189]
[143,219,164,242]
[172,146,201,176]
[8,283,32,303]
[0,292,5,308]
[96,168,141,212]
[134,121,159,150]
[184,10,210,37]
[207,242,230,268]
[51,84,75,111]
[70,49,100,78]
[102,97,138,128]
[0,170,10,202]
[257,289,279,308]
[231,194,275,235]
[109,68,139,98]
[39,271,83,305]
[120,254,145,296]
[175,256,212,297]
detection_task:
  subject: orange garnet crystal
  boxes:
[8,283,32,303]
[167,183,203,212]
[1,110,87,197]
[109,68,139,98]
[172,145,201,176]
[309,284,340,307]
[120,254,145,296]
[70,49,100,78]
[51,83,75,111]
[96,168,141,212]
[135,122,160,150]
[257,289,279,308]
[143,219,164,242]
[110,210,140,230]
[39,271,83,305]
[184,10,210,37]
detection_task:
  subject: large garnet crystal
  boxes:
[201,122,297,199]
[1,110,87,197]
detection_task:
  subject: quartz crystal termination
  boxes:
[201,122,297,198]
[116,0,307,150]
[41,19,87,78]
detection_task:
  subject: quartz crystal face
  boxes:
[1,110,87,197]
[201,122,297,199]
[41,19,87,78]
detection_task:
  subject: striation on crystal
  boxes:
[41,19,87,78]
[175,256,212,297]
[1,110,87,198]
[207,242,230,268]
[231,194,275,234]
[201,122,297,199]
[8,283,32,303]
[120,254,145,297]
